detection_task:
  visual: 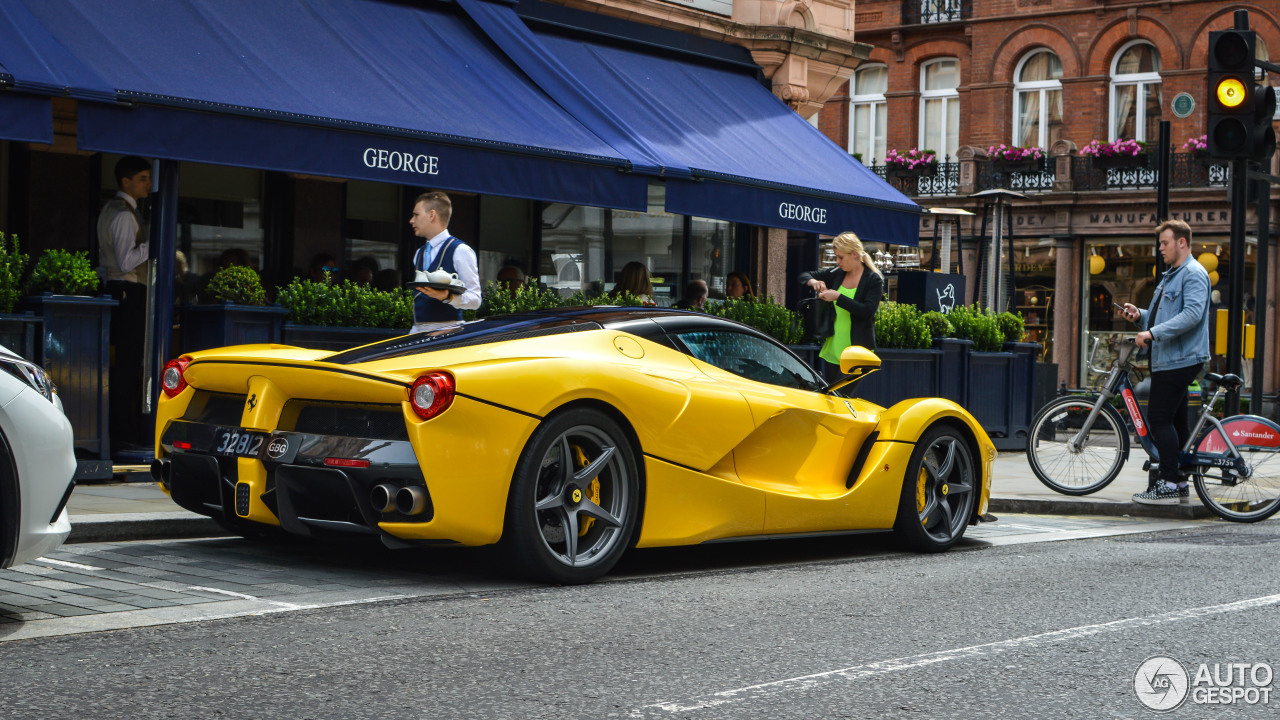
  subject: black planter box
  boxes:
[0,312,44,363]
[18,294,117,462]
[853,346,942,406]
[180,303,289,353]
[281,324,403,352]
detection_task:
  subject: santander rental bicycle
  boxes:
[1025,337,1280,522]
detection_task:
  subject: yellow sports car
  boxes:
[153,307,995,583]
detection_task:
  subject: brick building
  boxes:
[816,0,1280,403]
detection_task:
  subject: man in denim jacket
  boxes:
[1119,219,1211,504]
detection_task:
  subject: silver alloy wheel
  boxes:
[915,433,976,543]
[532,425,631,567]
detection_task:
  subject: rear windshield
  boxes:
[325,315,601,365]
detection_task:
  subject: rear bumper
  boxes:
[159,420,443,546]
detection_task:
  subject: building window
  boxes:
[920,58,960,159]
[1013,50,1063,149]
[850,64,888,162]
[1110,42,1162,141]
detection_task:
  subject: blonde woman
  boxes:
[798,232,884,381]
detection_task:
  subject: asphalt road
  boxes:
[1,517,1278,719]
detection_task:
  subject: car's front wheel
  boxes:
[893,424,977,552]
[503,408,639,583]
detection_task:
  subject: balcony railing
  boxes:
[871,159,959,197]
[902,0,971,25]
[869,152,1229,197]
[1071,153,1229,191]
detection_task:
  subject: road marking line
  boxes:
[187,585,302,609]
[183,594,414,623]
[635,593,1280,716]
[35,557,104,571]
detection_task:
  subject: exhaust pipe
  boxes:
[150,458,172,486]
[370,483,398,514]
[395,485,429,516]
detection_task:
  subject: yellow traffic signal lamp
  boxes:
[1215,77,1246,108]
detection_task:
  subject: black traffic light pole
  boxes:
[1226,158,1247,415]
[1206,9,1277,416]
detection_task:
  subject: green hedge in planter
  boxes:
[945,305,1004,351]
[205,266,267,306]
[24,249,99,296]
[921,310,953,343]
[995,311,1026,343]
[276,278,412,329]
[0,232,29,313]
[707,297,804,345]
[874,301,931,349]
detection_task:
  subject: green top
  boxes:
[819,285,857,365]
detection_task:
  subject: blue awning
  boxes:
[7,0,649,211]
[473,0,921,243]
[525,28,921,243]
[0,90,53,144]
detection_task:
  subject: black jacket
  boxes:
[797,266,884,351]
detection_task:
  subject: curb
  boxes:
[988,498,1213,520]
[68,513,229,544]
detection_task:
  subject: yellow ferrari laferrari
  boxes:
[153,307,995,583]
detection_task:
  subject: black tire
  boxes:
[1190,416,1280,523]
[502,408,639,584]
[894,424,978,552]
[1026,395,1128,495]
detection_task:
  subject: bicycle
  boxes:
[1025,337,1280,522]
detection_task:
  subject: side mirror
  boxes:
[824,345,881,394]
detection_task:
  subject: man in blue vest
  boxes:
[408,191,481,333]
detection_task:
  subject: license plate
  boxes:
[211,428,268,458]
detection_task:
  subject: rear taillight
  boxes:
[162,356,192,398]
[409,372,455,420]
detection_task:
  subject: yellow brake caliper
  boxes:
[572,445,601,536]
[917,466,929,524]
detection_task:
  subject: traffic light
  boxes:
[1206,28,1277,161]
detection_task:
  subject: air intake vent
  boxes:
[235,482,251,516]
[282,401,409,441]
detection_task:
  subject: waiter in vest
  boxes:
[408,190,481,333]
[97,155,152,454]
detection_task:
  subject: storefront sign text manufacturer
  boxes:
[363,148,439,176]
[778,202,827,225]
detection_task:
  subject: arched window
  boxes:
[920,58,960,158]
[849,64,887,162]
[1013,50,1063,148]
[1110,42,1162,141]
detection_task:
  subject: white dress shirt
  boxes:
[410,229,482,333]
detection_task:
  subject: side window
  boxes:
[675,331,821,390]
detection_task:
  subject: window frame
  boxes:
[1108,40,1162,142]
[849,64,888,162]
[1012,49,1063,149]
[919,58,960,159]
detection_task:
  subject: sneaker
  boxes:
[1133,480,1183,506]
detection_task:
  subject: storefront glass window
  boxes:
[539,191,731,305]
[690,217,734,299]
[170,162,264,301]
[344,179,401,289]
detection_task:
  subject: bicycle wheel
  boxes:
[1026,395,1128,495]
[1190,416,1280,522]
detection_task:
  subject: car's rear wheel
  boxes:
[893,424,977,552]
[503,408,638,584]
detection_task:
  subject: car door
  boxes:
[670,329,880,532]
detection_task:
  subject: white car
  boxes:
[0,345,77,569]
